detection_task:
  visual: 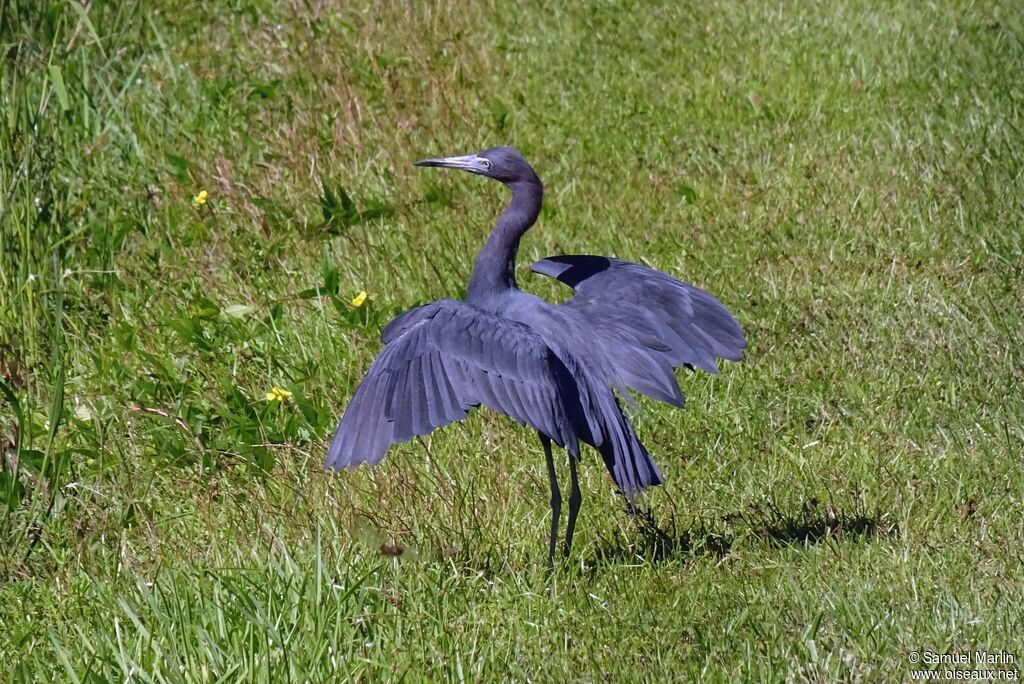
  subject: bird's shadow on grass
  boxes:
[585,499,897,574]
[586,507,731,573]
[742,499,896,548]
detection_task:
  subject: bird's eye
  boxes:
[480,159,492,169]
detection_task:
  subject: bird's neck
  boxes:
[466,180,543,304]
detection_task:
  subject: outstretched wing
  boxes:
[326,299,586,469]
[531,255,746,408]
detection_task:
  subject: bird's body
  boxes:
[326,147,746,563]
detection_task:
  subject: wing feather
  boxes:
[408,356,432,436]
[326,299,582,469]
[531,255,746,406]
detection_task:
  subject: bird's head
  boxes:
[414,146,540,186]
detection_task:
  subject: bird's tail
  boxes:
[557,350,663,497]
[595,400,663,497]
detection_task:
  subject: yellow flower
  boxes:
[192,190,208,207]
[351,290,368,308]
[265,386,293,402]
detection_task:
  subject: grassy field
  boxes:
[2,0,1023,680]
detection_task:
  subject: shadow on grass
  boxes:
[586,499,898,573]
[741,499,898,548]
[587,507,732,573]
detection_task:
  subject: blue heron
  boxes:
[326,147,746,564]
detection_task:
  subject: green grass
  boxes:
[2,0,1023,680]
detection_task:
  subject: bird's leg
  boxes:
[563,452,582,558]
[541,434,561,568]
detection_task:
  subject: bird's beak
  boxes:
[413,154,490,175]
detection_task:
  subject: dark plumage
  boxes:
[326,147,746,564]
